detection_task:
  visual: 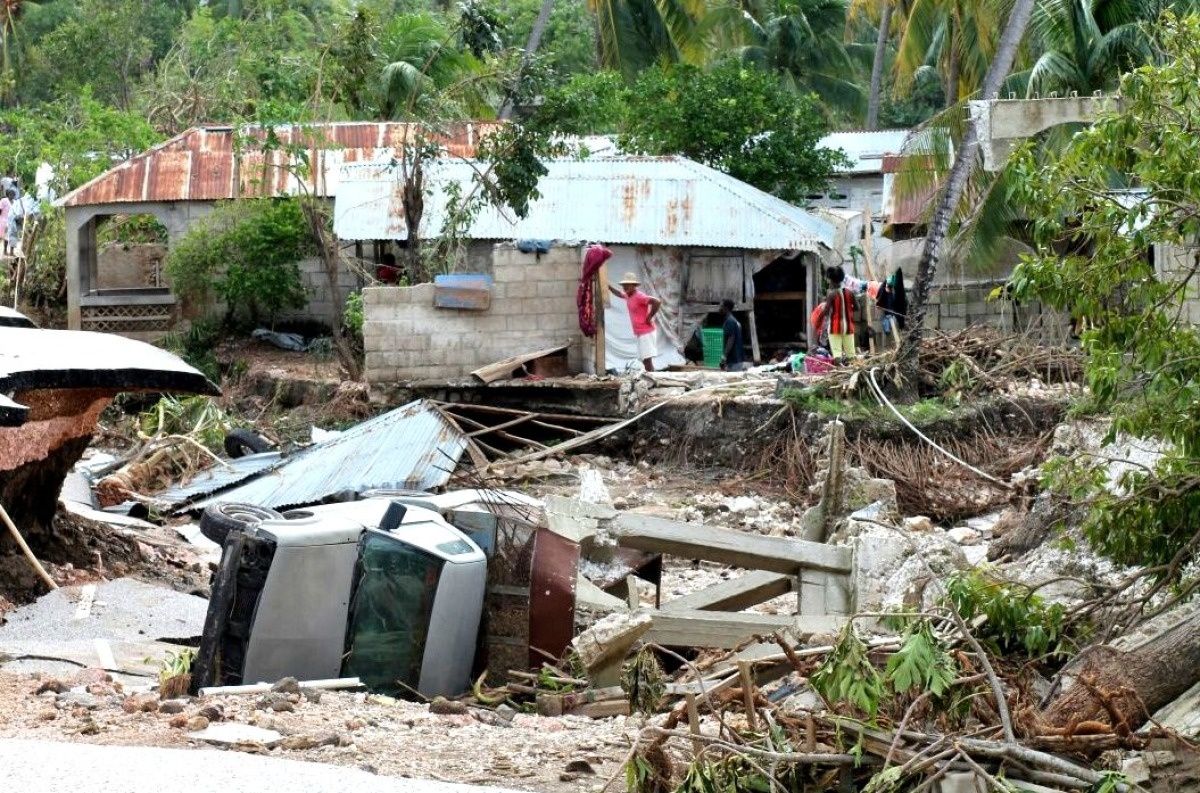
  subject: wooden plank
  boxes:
[646,609,846,649]
[754,292,807,302]
[434,273,493,310]
[661,571,794,613]
[470,343,571,384]
[612,513,852,574]
[747,308,761,364]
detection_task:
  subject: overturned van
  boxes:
[190,497,490,699]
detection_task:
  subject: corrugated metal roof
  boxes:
[155,452,283,508]
[59,122,501,208]
[334,156,834,251]
[820,130,910,175]
[176,400,467,512]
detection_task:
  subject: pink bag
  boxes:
[805,354,833,374]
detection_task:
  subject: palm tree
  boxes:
[894,0,1036,391]
[378,13,491,120]
[0,0,39,106]
[894,0,1003,107]
[734,0,867,114]
[1007,0,1156,98]
[586,0,713,77]
[865,0,894,128]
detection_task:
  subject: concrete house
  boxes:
[333,156,838,382]
[58,122,498,340]
[811,130,908,218]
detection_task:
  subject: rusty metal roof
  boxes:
[59,122,501,208]
[334,156,835,252]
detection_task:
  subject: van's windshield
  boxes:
[342,530,443,694]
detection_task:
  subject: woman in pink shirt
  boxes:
[609,272,662,371]
[0,193,11,256]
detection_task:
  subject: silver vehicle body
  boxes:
[239,498,487,698]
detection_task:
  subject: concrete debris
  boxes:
[188,722,284,748]
[571,611,653,681]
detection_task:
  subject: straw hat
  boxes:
[618,272,640,285]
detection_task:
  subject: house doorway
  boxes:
[752,255,810,357]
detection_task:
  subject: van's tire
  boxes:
[199,502,283,546]
[223,428,273,459]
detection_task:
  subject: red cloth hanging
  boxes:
[577,244,612,337]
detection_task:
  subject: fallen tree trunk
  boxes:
[1041,600,1200,732]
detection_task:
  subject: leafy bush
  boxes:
[158,317,223,382]
[166,198,312,326]
[944,568,1071,659]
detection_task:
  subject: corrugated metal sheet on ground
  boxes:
[170,400,467,512]
[333,156,835,252]
[156,452,284,509]
[59,122,501,208]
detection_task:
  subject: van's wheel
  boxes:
[223,428,273,459]
[199,503,283,546]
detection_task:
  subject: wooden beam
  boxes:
[595,262,607,375]
[747,308,761,364]
[470,343,571,384]
[612,513,853,574]
[645,609,845,649]
[661,571,794,613]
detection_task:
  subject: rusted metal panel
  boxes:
[882,153,939,226]
[528,528,579,667]
[59,122,502,208]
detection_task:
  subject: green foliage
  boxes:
[494,0,597,79]
[782,387,875,419]
[1008,13,1200,582]
[944,568,1070,659]
[156,647,195,687]
[159,317,223,383]
[344,291,364,336]
[619,61,846,203]
[139,395,233,451]
[529,71,628,136]
[811,624,886,716]
[885,622,957,697]
[166,198,312,326]
[0,90,159,190]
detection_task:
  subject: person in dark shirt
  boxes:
[719,299,747,371]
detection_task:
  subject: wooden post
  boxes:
[861,209,878,354]
[594,261,608,375]
[625,573,640,610]
[737,660,758,731]
[746,307,761,364]
[685,693,703,756]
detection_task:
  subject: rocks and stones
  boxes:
[197,703,224,722]
[428,697,469,716]
[565,760,597,775]
[158,699,186,715]
[280,732,340,751]
[185,715,210,732]
[946,526,981,545]
[571,611,653,685]
[301,688,323,704]
[271,677,301,695]
[903,516,934,533]
[121,694,159,713]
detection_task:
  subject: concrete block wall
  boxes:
[363,244,585,383]
[278,257,362,326]
[927,281,1069,343]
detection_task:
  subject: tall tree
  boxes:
[734,0,867,115]
[586,0,712,76]
[894,0,1002,108]
[892,0,1035,392]
[866,2,892,128]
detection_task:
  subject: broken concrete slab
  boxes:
[188,723,284,748]
[0,326,216,530]
[572,611,653,683]
[0,578,207,645]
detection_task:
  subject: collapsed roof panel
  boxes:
[179,400,468,512]
[0,307,35,329]
[0,327,218,397]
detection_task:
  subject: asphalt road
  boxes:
[0,738,530,793]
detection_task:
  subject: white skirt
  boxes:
[636,333,658,360]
